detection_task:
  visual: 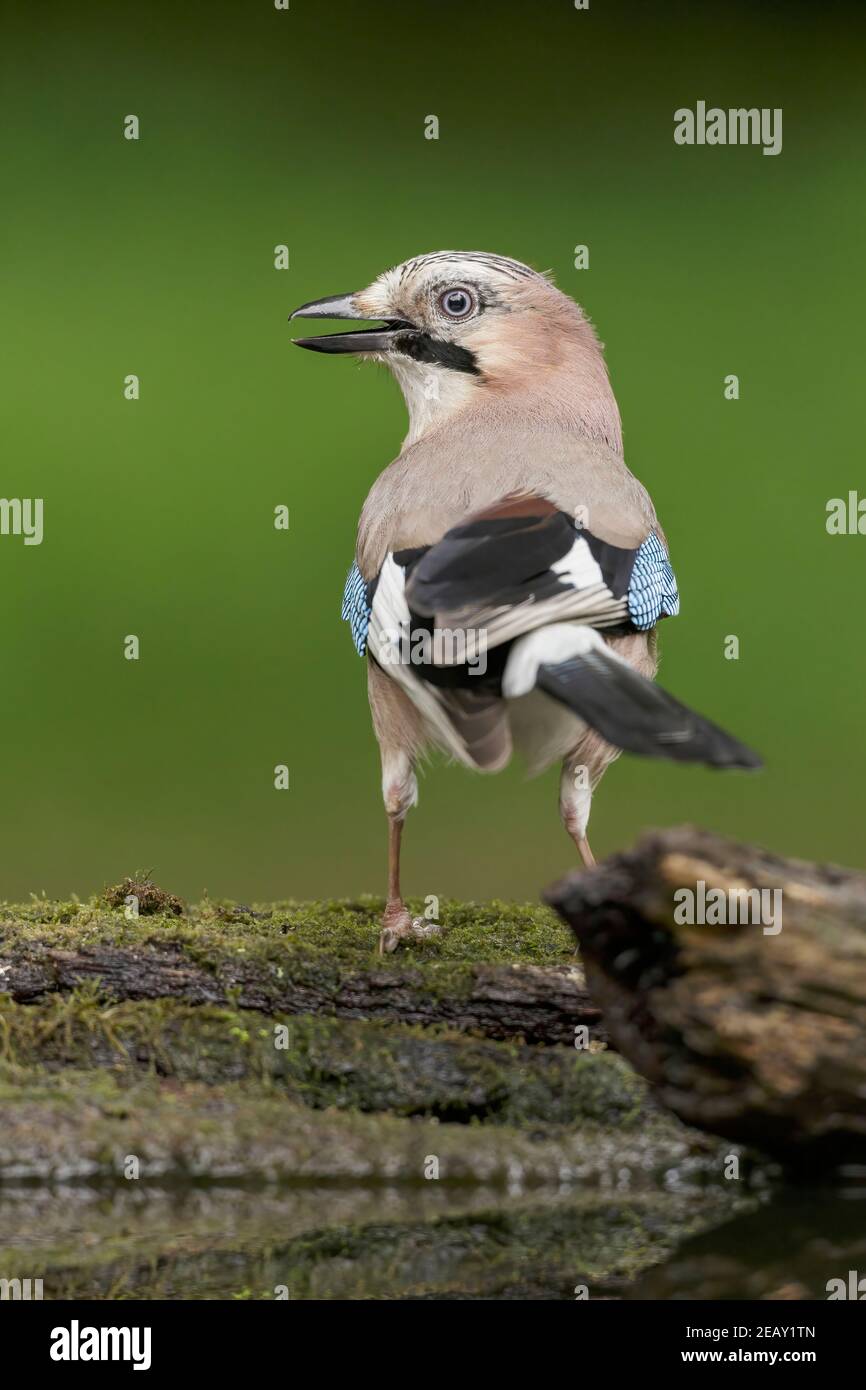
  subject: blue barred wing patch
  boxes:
[627,532,680,630]
[341,562,371,656]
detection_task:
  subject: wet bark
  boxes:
[546,826,866,1169]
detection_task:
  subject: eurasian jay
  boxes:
[290,252,761,953]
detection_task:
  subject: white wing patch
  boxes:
[367,555,477,767]
[551,535,605,589]
[502,623,612,698]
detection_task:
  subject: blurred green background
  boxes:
[1,0,863,903]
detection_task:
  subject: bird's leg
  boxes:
[379,815,439,953]
[377,750,441,954]
[576,834,596,868]
[559,756,598,869]
[381,814,412,940]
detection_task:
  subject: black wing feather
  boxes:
[536,651,762,769]
[405,501,576,616]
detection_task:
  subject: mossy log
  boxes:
[0,1060,733,1186]
[0,888,761,1297]
[0,993,632,1128]
[0,895,750,1192]
[0,897,601,1046]
[546,827,866,1168]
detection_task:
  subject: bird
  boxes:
[290,251,761,954]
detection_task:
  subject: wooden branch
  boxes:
[0,939,603,1047]
[545,826,866,1169]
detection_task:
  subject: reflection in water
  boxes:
[628,1187,866,1300]
[0,1181,860,1299]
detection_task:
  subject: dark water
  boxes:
[2,1182,863,1301]
[627,1185,866,1301]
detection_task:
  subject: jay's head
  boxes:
[290,251,621,450]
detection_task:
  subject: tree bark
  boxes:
[0,939,602,1047]
[545,826,866,1169]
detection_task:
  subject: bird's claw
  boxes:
[378,905,442,954]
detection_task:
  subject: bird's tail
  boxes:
[502,625,762,770]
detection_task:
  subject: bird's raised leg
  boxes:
[575,833,596,868]
[559,752,598,868]
[378,747,440,954]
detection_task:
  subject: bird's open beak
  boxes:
[290,293,410,355]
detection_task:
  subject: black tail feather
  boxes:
[535,651,762,770]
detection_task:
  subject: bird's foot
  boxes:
[378,900,442,955]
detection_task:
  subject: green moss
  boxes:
[0,887,771,1298]
[0,991,642,1130]
[0,1057,741,1189]
[0,894,573,966]
[103,875,184,917]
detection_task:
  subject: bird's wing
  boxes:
[341,491,677,770]
[361,550,504,768]
[340,495,761,774]
[341,562,373,656]
[398,493,678,658]
[341,493,679,662]
[502,622,761,769]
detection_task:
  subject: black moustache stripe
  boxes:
[394,332,481,376]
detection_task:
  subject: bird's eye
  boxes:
[438,287,475,319]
